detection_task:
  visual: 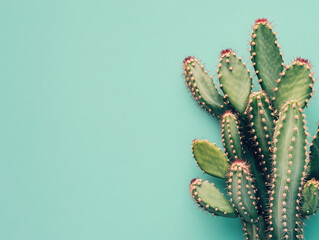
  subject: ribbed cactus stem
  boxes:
[189,178,237,218]
[243,221,259,240]
[269,100,308,240]
[183,57,227,117]
[243,220,267,240]
[227,160,259,223]
[245,91,274,180]
[220,111,244,162]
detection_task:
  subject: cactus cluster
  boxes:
[183,18,319,240]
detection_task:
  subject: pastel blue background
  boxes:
[0,0,319,239]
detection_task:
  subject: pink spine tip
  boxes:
[222,110,234,118]
[190,178,198,184]
[295,57,310,66]
[233,159,245,164]
[183,56,194,64]
[255,18,268,25]
[220,49,232,57]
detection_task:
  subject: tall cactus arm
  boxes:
[250,18,284,100]
[220,111,244,162]
[245,91,275,180]
[183,57,227,117]
[227,160,259,223]
[218,49,252,114]
[269,100,308,240]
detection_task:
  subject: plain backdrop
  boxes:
[0,0,319,239]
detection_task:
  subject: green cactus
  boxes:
[309,125,319,179]
[273,58,314,110]
[269,100,308,239]
[183,18,318,240]
[243,220,267,240]
[245,91,274,180]
[227,160,259,223]
[183,57,227,117]
[189,178,237,218]
[243,222,259,240]
[245,150,268,215]
[192,139,229,179]
[220,111,244,161]
[218,49,252,114]
[302,179,319,216]
[250,18,283,100]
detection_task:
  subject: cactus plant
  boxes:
[182,18,318,239]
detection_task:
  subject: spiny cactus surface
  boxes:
[302,179,319,216]
[269,101,308,240]
[250,18,283,100]
[192,139,229,179]
[227,160,259,223]
[218,49,252,114]
[183,57,227,117]
[190,178,237,217]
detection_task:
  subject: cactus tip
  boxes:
[189,178,200,193]
[190,178,198,184]
[254,18,268,25]
[222,110,233,116]
[295,57,311,67]
[220,49,232,57]
[183,56,194,64]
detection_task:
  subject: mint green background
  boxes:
[1,0,319,239]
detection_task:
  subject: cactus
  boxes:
[309,125,319,179]
[273,58,314,110]
[301,179,319,216]
[183,57,227,117]
[189,178,237,217]
[269,101,308,240]
[245,91,274,180]
[227,160,259,223]
[250,18,283,100]
[220,111,244,161]
[218,49,252,114]
[243,220,267,240]
[183,18,318,240]
[192,139,229,179]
